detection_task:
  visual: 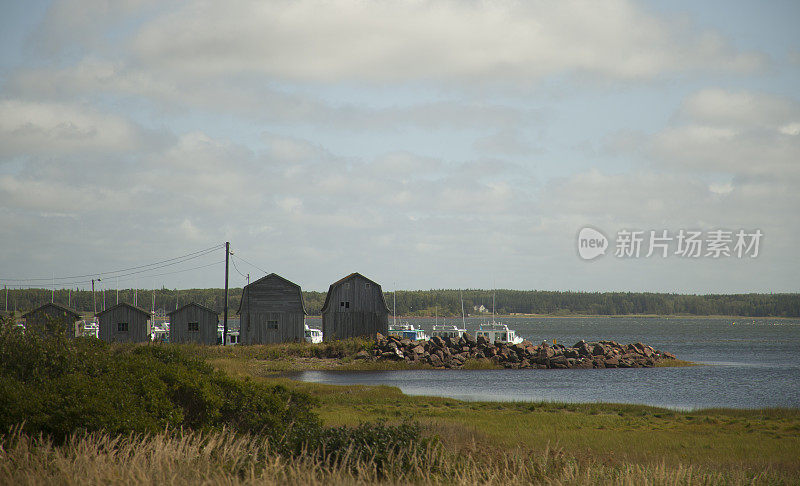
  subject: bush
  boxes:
[0,318,436,476]
[0,321,318,443]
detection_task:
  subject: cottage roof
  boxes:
[236,272,308,315]
[168,302,219,317]
[22,302,81,320]
[95,302,151,318]
[320,272,390,313]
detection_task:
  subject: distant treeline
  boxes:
[3,288,798,318]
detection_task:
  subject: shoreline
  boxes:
[304,314,798,320]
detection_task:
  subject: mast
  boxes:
[460,289,466,328]
[492,289,495,324]
[393,284,396,327]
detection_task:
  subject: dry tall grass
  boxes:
[0,426,787,485]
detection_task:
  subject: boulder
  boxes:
[563,348,579,359]
[354,350,371,360]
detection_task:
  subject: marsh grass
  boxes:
[1,426,791,485]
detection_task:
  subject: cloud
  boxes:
[605,89,800,179]
[0,100,164,157]
[126,0,765,84]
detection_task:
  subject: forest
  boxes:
[3,287,798,318]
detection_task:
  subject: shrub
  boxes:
[0,322,318,443]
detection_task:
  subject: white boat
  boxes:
[388,322,429,341]
[82,320,99,339]
[304,323,323,343]
[430,324,467,339]
[151,322,169,342]
[225,330,240,345]
[475,322,523,344]
[217,324,239,345]
[474,289,523,344]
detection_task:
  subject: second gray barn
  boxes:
[238,273,307,344]
[321,272,389,341]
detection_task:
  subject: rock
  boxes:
[464,332,477,344]
[411,345,425,355]
[375,332,385,342]
[592,344,607,356]
[604,357,619,368]
[549,355,569,368]
[477,335,489,346]
[564,348,579,359]
[354,350,371,360]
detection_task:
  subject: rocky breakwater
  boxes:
[359,333,677,369]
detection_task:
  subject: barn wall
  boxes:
[240,276,305,344]
[24,307,79,337]
[99,307,150,343]
[170,306,218,345]
[322,275,388,341]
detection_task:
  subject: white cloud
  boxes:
[636,89,800,178]
[127,0,765,84]
[0,100,156,156]
[679,89,800,129]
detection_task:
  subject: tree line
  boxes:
[3,287,798,317]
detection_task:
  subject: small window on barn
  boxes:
[117,322,128,332]
[365,283,370,289]
[345,301,350,309]
[340,301,345,307]
[345,282,350,290]
[267,320,278,330]
[188,322,199,332]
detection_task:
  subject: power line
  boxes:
[231,254,269,275]
[0,244,224,283]
[230,255,248,280]
[2,257,225,289]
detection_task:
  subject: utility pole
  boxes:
[223,241,230,346]
[4,286,7,312]
[51,273,54,303]
[68,288,71,308]
[91,279,97,316]
[116,277,119,305]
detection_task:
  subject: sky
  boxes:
[0,0,798,293]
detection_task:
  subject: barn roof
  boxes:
[95,302,151,318]
[236,272,308,315]
[168,302,219,317]
[22,302,81,320]
[320,272,390,313]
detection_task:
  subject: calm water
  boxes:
[296,317,800,410]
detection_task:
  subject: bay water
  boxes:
[295,317,800,410]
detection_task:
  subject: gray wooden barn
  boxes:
[22,302,82,337]
[238,273,307,344]
[97,302,152,343]
[168,302,219,345]
[321,273,389,341]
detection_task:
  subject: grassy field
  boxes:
[200,343,800,484]
[3,339,797,484]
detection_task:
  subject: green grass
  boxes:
[205,354,800,483]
